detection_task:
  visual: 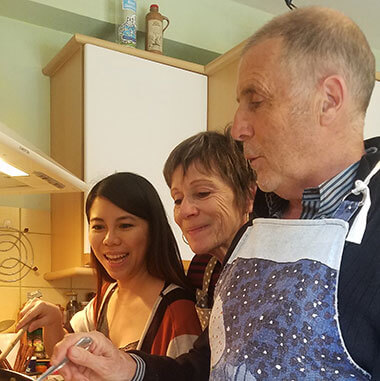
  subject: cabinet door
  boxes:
[365,80,380,139]
[83,44,207,260]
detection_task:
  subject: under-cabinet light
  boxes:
[0,158,29,177]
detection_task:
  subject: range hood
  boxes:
[0,122,88,194]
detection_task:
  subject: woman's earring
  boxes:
[182,233,189,245]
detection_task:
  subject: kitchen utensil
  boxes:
[0,328,26,361]
[0,367,34,381]
[0,226,36,283]
[0,321,14,333]
[36,336,93,381]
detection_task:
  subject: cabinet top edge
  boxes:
[43,34,206,77]
[204,39,247,76]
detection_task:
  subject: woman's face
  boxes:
[170,163,247,262]
[88,196,149,282]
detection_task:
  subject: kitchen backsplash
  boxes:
[0,206,95,330]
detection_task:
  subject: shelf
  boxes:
[44,266,94,280]
[44,261,190,280]
[43,34,206,78]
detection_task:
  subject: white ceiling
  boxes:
[230,0,380,51]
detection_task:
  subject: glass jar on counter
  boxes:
[65,291,80,324]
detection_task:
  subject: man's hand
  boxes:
[51,331,137,381]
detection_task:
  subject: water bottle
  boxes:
[115,0,137,47]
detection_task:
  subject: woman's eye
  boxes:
[91,224,104,231]
[197,192,211,198]
[174,198,182,206]
[120,223,133,229]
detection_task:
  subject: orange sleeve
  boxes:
[150,299,202,357]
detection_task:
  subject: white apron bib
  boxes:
[209,161,380,380]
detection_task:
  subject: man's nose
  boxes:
[232,107,253,141]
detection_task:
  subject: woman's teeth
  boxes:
[105,253,128,263]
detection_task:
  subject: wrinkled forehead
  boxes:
[237,39,289,98]
[177,159,224,181]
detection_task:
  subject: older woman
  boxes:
[163,130,255,329]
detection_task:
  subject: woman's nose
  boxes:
[103,229,121,245]
[178,197,199,219]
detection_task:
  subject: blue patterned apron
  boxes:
[209,162,380,380]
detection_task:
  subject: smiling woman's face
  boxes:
[88,196,149,282]
[170,163,247,262]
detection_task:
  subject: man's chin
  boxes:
[256,177,276,193]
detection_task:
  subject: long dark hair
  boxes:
[86,172,190,315]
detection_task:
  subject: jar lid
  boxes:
[150,4,159,10]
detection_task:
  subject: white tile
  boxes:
[0,286,21,325]
[0,206,19,230]
[20,208,50,234]
[20,234,57,288]
[0,230,23,286]
[71,274,96,290]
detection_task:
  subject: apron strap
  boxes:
[346,160,380,244]
[202,256,218,293]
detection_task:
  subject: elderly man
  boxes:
[50,6,380,381]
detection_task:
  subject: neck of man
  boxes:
[278,141,365,219]
[282,199,303,219]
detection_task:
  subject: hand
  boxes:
[16,298,63,332]
[51,331,137,381]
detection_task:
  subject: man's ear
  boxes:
[319,75,346,126]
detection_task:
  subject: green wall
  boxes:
[0,15,72,209]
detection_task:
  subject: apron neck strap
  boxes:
[346,160,380,244]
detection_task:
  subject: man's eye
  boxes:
[249,101,263,110]
[174,198,182,205]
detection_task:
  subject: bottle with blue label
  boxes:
[115,0,137,47]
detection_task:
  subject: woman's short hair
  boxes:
[163,129,255,213]
[86,172,189,299]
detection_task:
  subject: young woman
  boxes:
[17,172,201,357]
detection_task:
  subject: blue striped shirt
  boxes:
[266,161,360,219]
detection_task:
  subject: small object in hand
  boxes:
[36,337,93,381]
[0,327,26,361]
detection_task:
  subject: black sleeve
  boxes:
[128,328,210,381]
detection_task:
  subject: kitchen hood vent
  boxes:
[0,122,88,194]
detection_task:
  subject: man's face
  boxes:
[232,38,317,199]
